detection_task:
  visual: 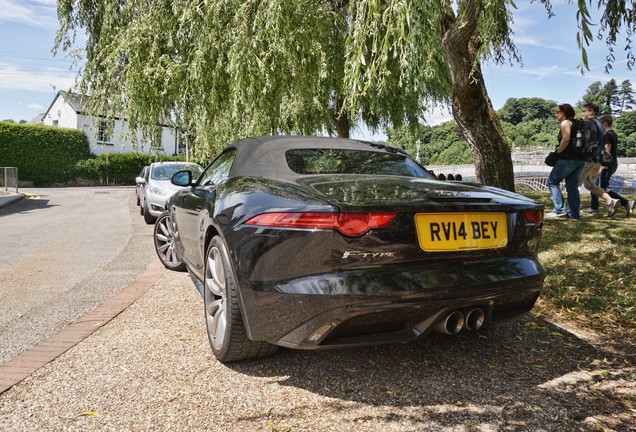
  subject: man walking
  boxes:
[578,103,619,216]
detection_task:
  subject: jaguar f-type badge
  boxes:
[433,190,470,198]
[341,251,396,259]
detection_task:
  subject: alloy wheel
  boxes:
[205,246,227,351]
[153,212,185,271]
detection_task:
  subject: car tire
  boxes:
[204,236,277,363]
[153,211,186,272]
[143,200,156,224]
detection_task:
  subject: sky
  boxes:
[0,0,634,139]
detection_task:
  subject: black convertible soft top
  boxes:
[227,136,409,180]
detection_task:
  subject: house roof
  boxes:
[28,113,45,124]
[60,91,85,112]
[43,90,174,128]
[42,90,84,118]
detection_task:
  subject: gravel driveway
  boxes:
[1,269,634,431]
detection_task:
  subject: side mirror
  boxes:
[135,177,146,185]
[171,170,193,187]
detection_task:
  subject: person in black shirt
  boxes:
[546,103,586,220]
[600,115,635,217]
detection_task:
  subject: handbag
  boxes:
[544,151,559,167]
[600,151,614,167]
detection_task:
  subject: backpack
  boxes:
[570,118,601,161]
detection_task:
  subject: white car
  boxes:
[135,165,150,207]
[136,161,203,224]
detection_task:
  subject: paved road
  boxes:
[0,187,157,364]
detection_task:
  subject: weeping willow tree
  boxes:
[55,1,447,159]
[55,0,636,191]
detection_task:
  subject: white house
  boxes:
[39,91,182,156]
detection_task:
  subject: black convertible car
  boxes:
[154,136,545,362]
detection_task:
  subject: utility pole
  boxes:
[415,139,421,163]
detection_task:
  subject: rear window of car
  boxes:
[151,164,203,180]
[285,149,431,177]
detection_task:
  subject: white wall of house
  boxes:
[79,116,178,156]
[42,93,179,156]
[42,96,80,129]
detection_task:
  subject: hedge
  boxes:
[0,121,196,186]
[0,121,91,185]
[73,153,187,185]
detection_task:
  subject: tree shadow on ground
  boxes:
[227,315,635,430]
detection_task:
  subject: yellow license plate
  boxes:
[415,212,508,252]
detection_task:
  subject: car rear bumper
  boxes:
[238,257,544,349]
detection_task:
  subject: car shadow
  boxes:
[225,315,635,429]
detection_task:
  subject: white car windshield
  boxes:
[151,164,203,180]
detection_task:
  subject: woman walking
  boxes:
[546,104,586,220]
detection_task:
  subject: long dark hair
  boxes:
[558,103,575,119]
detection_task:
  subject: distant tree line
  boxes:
[387,80,636,164]
[580,79,635,115]
[1,119,28,124]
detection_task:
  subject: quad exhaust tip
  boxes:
[434,311,464,335]
[434,308,485,334]
[464,308,485,331]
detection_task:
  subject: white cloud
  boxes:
[27,103,44,110]
[519,65,571,79]
[487,63,588,82]
[424,107,453,126]
[0,62,77,92]
[514,36,569,53]
[509,6,536,33]
[0,0,57,27]
[0,0,34,23]
[509,63,632,85]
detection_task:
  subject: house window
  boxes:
[52,120,59,127]
[97,120,112,144]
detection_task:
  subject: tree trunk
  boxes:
[440,0,515,191]
[335,97,350,138]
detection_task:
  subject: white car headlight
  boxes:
[149,186,168,196]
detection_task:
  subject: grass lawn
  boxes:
[521,190,636,345]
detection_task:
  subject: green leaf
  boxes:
[582,48,589,69]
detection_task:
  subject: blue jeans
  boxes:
[547,159,585,219]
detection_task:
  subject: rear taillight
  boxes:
[523,209,544,227]
[335,212,397,236]
[245,212,397,237]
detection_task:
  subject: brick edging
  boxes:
[0,260,165,394]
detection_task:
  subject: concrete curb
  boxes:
[0,193,24,209]
[0,259,165,394]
